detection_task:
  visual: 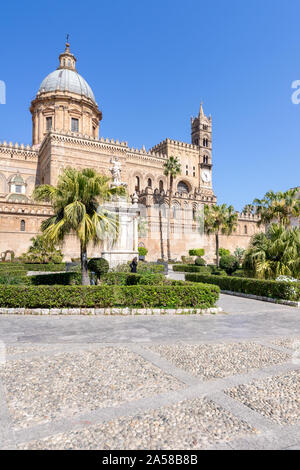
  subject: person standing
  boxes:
[130,257,138,273]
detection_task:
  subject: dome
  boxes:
[38,68,96,103]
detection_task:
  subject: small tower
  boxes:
[191,103,212,166]
[58,35,77,70]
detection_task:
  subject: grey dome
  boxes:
[38,69,96,103]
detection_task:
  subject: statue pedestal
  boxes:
[101,196,139,268]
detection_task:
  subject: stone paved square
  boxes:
[147,342,291,380]
[17,397,256,450]
[225,370,300,425]
[1,295,300,450]
[0,347,183,430]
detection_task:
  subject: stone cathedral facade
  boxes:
[0,42,261,261]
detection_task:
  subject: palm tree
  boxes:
[163,156,181,260]
[243,224,300,279]
[242,203,256,215]
[204,204,238,266]
[253,189,300,227]
[33,167,125,285]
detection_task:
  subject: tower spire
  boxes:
[65,34,70,52]
[199,101,204,117]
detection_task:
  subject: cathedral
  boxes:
[0,42,261,261]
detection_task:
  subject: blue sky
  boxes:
[0,0,299,210]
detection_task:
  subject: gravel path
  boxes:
[0,294,300,450]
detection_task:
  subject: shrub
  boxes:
[181,256,194,264]
[138,246,148,257]
[137,263,164,273]
[219,255,239,275]
[19,235,63,264]
[138,273,165,285]
[173,264,211,274]
[30,272,81,285]
[0,284,220,308]
[185,273,300,301]
[0,273,30,285]
[195,257,206,266]
[219,248,230,257]
[189,249,205,257]
[234,247,245,264]
[22,263,66,272]
[101,272,165,286]
[234,269,247,278]
[87,258,109,279]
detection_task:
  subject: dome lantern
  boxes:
[58,36,77,71]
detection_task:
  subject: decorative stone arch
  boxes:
[133,172,143,192]
[1,250,15,262]
[176,179,192,195]
[145,173,155,189]
[172,199,182,219]
[157,177,166,193]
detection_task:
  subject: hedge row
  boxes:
[0,263,66,272]
[0,284,220,308]
[185,274,300,301]
[173,264,211,274]
[30,272,81,285]
[101,272,165,285]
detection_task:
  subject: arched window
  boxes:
[135,176,140,192]
[159,180,164,192]
[244,225,248,234]
[68,59,71,67]
[20,220,25,232]
[147,178,152,187]
[177,181,189,194]
[172,205,177,219]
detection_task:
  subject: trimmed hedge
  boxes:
[0,284,220,308]
[0,263,66,272]
[185,273,300,301]
[0,273,30,285]
[30,272,81,285]
[101,272,165,285]
[173,264,211,274]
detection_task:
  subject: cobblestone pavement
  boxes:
[0,294,300,450]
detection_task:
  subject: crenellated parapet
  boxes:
[150,138,200,155]
[39,131,130,154]
[237,211,261,222]
[0,141,38,160]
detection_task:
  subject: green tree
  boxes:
[252,188,300,227]
[243,224,300,279]
[163,156,181,260]
[204,204,238,267]
[20,234,63,264]
[234,247,245,264]
[33,168,125,285]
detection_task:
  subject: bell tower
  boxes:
[191,103,213,191]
